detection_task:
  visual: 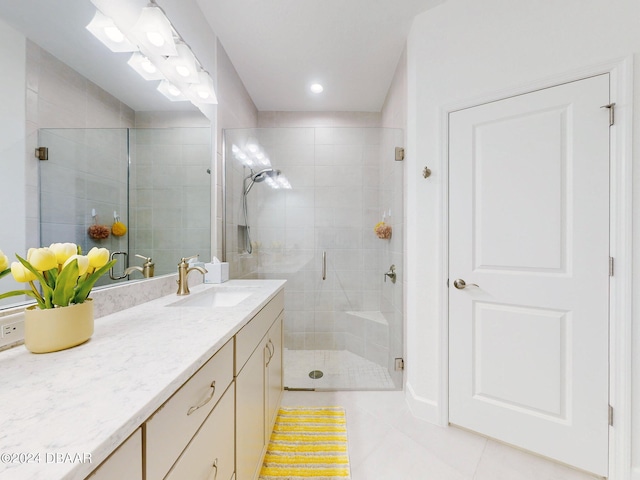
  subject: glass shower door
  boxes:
[39,128,129,287]
[223,126,403,390]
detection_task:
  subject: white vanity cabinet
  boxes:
[164,384,235,480]
[235,290,284,480]
[145,339,234,480]
[265,314,284,432]
[87,428,142,480]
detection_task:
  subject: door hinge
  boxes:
[609,405,614,426]
[601,103,615,126]
[35,146,48,160]
[609,256,614,276]
[394,358,405,371]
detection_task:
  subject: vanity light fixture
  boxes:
[163,43,200,84]
[86,11,137,52]
[87,0,218,108]
[189,71,218,104]
[310,83,324,94]
[127,52,164,80]
[157,80,187,101]
[132,1,178,57]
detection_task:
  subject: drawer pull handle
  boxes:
[207,458,218,480]
[187,381,216,416]
[265,339,275,366]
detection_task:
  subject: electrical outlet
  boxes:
[0,317,25,348]
[3,321,23,338]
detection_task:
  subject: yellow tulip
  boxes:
[0,249,8,271]
[26,247,57,272]
[11,262,37,283]
[62,255,89,276]
[87,247,110,269]
[49,243,78,265]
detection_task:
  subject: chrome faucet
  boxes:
[124,254,155,278]
[176,255,208,295]
[384,264,397,283]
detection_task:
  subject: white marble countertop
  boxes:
[0,279,286,480]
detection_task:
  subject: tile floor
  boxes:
[284,349,396,390]
[281,390,602,480]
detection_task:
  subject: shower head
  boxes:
[251,168,280,182]
[244,168,281,195]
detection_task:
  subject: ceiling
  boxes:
[0,0,442,113]
[198,0,443,112]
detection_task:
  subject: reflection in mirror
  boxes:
[0,4,213,310]
[38,127,212,287]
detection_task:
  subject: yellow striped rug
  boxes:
[259,406,351,479]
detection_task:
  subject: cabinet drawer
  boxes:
[88,428,142,480]
[145,339,234,480]
[235,290,284,375]
[165,383,235,480]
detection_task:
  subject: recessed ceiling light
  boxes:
[310,83,324,94]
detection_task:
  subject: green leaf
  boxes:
[0,290,46,309]
[53,259,79,307]
[72,259,117,304]
[0,268,11,280]
[16,254,54,309]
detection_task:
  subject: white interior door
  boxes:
[448,74,610,476]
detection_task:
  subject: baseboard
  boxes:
[405,381,443,426]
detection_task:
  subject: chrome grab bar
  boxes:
[322,251,326,280]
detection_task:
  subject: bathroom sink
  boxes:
[167,287,257,308]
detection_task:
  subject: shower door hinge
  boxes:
[609,404,614,426]
[35,147,48,160]
[395,147,405,161]
[609,256,614,276]
[394,358,405,371]
[601,103,615,126]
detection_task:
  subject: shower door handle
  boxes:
[322,251,326,280]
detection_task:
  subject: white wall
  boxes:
[405,0,640,476]
[215,39,259,261]
[0,19,26,303]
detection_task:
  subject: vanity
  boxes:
[0,279,285,480]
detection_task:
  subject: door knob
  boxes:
[453,279,478,290]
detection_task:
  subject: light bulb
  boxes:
[104,26,124,43]
[146,31,165,47]
[167,84,181,96]
[176,65,190,77]
[141,59,156,74]
[310,83,324,93]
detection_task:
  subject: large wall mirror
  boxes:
[0,1,214,308]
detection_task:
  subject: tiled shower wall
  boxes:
[129,128,212,275]
[225,124,403,387]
